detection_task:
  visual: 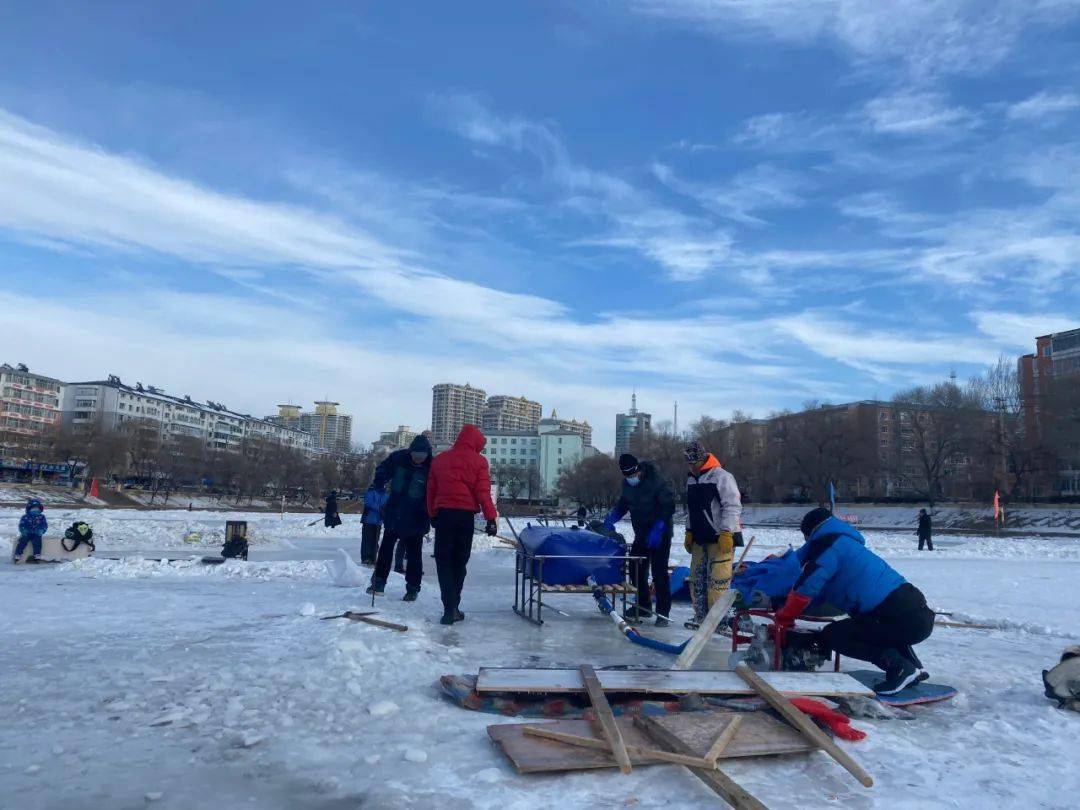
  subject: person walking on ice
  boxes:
[366,435,433,601]
[603,453,676,626]
[427,425,498,625]
[774,507,935,695]
[916,508,934,551]
[682,441,742,630]
[12,498,47,564]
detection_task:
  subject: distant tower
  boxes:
[615,392,651,457]
[674,401,678,437]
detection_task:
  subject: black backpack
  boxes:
[62,522,95,553]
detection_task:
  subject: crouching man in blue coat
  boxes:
[774,508,934,695]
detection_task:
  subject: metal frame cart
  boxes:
[513,546,645,625]
[730,608,842,672]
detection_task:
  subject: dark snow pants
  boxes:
[918,533,934,551]
[360,523,381,564]
[629,532,672,618]
[819,584,934,670]
[434,509,475,614]
[14,534,42,558]
[373,530,423,593]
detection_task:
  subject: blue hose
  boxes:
[589,579,688,656]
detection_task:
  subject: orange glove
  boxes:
[774,592,812,628]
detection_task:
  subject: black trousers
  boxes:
[361,523,381,563]
[372,530,424,592]
[820,584,934,668]
[629,532,672,618]
[918,533,934,551]
[434,508,475,614]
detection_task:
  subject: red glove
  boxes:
[790,698,867,741]
[774,592,812,628]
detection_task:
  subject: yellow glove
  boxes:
[717,531,734,558]
[684,530,693,553]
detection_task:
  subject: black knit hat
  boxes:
[800,507,832,537]
[409,435,432,455]
[618,453,640,475]
[684,440,707,465]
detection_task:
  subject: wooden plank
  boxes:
[637,716,770,810]
[476,668,874,697]
[487,713,812,774]
[580,665,632,774]
[650,710,813,759]
[488,719,660,773]
[673,589,738,670]
[735,535,756,569]
[522,726,714,769]
[704,716,742,766]
[734,663,873,789]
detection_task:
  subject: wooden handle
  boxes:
[580,665,632,774]
[704,715,743,766]
[734,663,873,788]
[673,589,737,670]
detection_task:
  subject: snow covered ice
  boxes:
[2,508,1079,808]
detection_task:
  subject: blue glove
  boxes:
[603,506,626,533]
[646,520,665,549]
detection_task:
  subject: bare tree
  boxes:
[557,454,623,510]
[891,381,985,506]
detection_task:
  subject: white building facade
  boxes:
[61,377,314,454]
[481,427,583,499]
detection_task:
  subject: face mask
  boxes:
[411,452,428,465]
[626,475,641,487]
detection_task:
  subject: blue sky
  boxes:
[1,1,1079,451]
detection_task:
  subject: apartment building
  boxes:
[0,363,63,458]
[372,425,418,456]
[482,395,541,433]
[431,383,486,445]
[539,409,593,449]
[481,427,583,498]
[267,402,353,453]
[63,377,314,454]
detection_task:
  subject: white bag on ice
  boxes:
[326,548,366,587]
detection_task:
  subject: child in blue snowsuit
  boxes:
[774,508,934,695]
[14,498,48,563]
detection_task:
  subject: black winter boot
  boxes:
[874,649,920,695]
[439,611,455,625]
[455,609,465,622]
[403,590,418,602]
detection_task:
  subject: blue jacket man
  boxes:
[14,499,48,562]
[775,508,934,696]
[367,435,433,599]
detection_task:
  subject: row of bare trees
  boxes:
[9,416,381,508]
[556,360,1080,507]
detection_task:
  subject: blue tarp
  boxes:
[671,565,691,602]
[518,525,625,586]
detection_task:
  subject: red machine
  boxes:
[730,608,842,672]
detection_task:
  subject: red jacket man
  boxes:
[427,424,498,520]
[427,424,498,625]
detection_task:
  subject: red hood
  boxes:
[454,424,486,453]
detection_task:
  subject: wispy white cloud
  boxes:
[971,311,1078,348]
[624,0,1080,78]
[652,162,809,225]
[863,91,975,135]
[432,93,738,281]
[1005,91,1080,120]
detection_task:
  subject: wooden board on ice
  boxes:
[488,710,815,773]
[9,536,92,563]
[475,668,874,697]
